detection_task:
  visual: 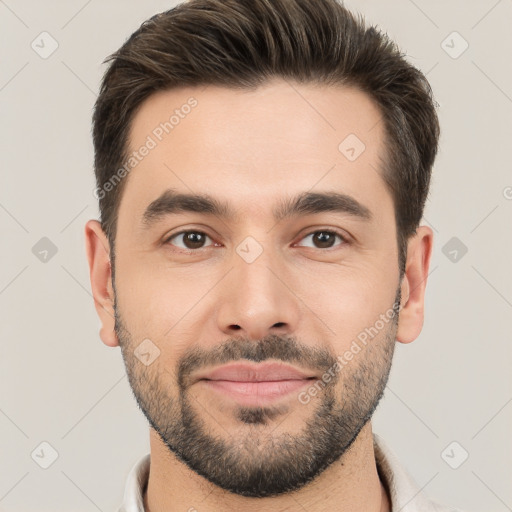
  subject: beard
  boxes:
[115,287,400,498]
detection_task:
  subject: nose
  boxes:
[216,246,301,341]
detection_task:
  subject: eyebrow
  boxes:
[141,188,373,227]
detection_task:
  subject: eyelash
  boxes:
[163,228,349,252]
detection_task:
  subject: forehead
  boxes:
[119,79,390,228]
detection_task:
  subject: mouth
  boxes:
[193,362,317,406]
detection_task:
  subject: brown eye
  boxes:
[166,230,213,250]
[296,230,346,249]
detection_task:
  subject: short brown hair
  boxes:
[92,0,439,276]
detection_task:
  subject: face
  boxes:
[112,80,403,497]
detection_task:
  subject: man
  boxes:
[85,0,465,510]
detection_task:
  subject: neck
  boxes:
[143,422,390,512]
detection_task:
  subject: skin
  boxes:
[85,79,433,512]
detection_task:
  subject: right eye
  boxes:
[164,230,217,251]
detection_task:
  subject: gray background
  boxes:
[1,0,511,511]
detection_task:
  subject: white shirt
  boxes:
[118,433,465,512]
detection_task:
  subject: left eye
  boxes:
[296,230,346,249]
[166,231,215,250]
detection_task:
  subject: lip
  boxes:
[193,362,316,407]
[193,362,316,383]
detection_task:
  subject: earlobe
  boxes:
[396,225,433,344]
[84,220,119,348]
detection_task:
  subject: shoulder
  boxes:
[373,433,467,512]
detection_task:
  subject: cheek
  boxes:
[114,257,218,355]
[296,261,398,347]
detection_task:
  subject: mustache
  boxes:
[177,334,338,390]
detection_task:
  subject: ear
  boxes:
[396,225,433,344]
[84,219,119,347]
